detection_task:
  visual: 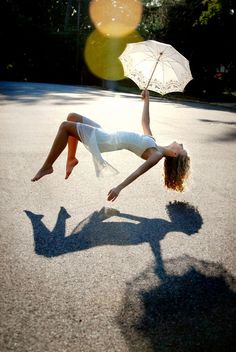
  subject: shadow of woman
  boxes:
[24,205,236,351]
[25,201,203,269]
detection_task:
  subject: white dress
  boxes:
[76,116,158,177]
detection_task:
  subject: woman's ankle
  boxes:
[41,164,53,171]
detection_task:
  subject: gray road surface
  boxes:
[1,81,236,352]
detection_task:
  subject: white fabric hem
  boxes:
[76,122,119,177]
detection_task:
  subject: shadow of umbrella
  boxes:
[118,256,236,352]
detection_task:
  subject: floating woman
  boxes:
[31,89,190,202]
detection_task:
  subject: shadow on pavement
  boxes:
[24,201,203,260]
[212,130,236,142]
[199,118,236,142]
[118,256,236,352]
[0,81,139,105]
[167,99,236,112]
[0,81,101,105]
[1,81,235,111]
[199,118,236,126]
[24,203,236,350]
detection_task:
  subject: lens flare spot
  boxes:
[84,30,143,80]
[89,0,143,37]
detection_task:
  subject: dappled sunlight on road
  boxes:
[0,81,137,106]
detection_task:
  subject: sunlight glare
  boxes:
[84,30,143,80]
[89,0,143,37]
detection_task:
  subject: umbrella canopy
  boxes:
[119,40,193,95]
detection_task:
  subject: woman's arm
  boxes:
[107,151,163,202]
[141,89,153,136]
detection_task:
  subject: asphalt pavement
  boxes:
[0,81,236,352]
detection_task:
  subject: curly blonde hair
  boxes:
[164,155,190,192]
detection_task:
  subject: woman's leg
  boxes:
[31,121,79,182]
[65,113,83,179]
[65,113,101,179]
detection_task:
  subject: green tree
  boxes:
[0,0,94,83]
[140,0,236,94]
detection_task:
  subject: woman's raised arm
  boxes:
[141,89,153,136]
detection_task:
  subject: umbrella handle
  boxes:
[145,52,163,90]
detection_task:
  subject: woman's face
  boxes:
[172,141,187,157]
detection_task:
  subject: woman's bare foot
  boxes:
[31,166,53,182]
[65,158,79,179]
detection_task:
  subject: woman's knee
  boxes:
[67,113,76,121]
[59,121,69,131]
[67,112,83,122]
[59,121,78,138]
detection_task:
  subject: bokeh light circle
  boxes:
[89,0,143,38]
[84,30,143,81]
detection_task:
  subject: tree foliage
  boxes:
[198,0,223,25]
[0,0,95,84]
[0,0,235,94]
[140,0,236,94]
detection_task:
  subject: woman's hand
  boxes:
[107,186,121,202]
[141,88,149,100]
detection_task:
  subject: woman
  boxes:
[31,89,190,201]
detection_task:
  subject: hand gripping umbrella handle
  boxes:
[145,52,163,90]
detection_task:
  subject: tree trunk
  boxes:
[75,0,82,78]
[77,0,82,30]
[64,0,73,31]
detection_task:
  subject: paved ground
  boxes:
[0,81,236,352]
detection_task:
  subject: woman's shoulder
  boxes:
[142,134,157,144]
[144,134,156,141]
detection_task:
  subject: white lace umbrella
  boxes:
[119,40,193,95]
